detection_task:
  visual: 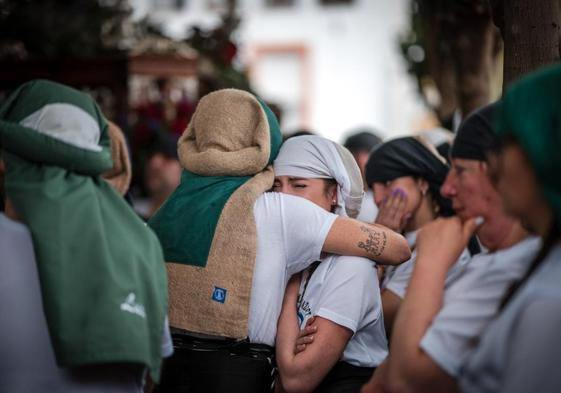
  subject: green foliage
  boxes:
[184,8,252,93]
[0,0,132,60]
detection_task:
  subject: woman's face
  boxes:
[371,176,426,215]
[489,142,552,236]
[273,176,337,212]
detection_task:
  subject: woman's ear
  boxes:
[417,178,429,196]
[330,184,338,205]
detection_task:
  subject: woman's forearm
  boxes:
[323,217,411,266]
[276,282,314,393]
[384,256,448,392]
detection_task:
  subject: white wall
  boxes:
[130,0,429,142]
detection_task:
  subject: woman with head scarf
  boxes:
[364,136,472,336]
[460,65,561,393]
[146,90,409,392]
[273,135,391,393]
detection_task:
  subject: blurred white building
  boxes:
[130,0,429,142]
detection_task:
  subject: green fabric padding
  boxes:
[0,80,168,381]
[148,98,282,266]
[496,64,561,225]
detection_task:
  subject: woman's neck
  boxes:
[405,196,435,232]
[478,213,529,252]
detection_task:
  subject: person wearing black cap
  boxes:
[362,102,541,393]
[364,136,472,338]
[344,129,383,222]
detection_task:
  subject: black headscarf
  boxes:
[365,136,453,216]
[451,101,500,161]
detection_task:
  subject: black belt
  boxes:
[171,331,275,360]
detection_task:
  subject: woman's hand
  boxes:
[416,216,479,269]
[294,316,318,354]
[375,188,411,232]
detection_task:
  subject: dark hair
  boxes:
[366,137,454,217]
[322,178,338,196]
[451,102,500,162]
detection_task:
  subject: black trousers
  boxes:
[155,334,275,393]
[313,361,375,393]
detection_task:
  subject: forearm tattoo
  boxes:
[358,226,387,257]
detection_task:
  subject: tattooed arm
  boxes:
[322,217,410,265]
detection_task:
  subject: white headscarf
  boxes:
[273,135,364,218]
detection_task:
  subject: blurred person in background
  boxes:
[365,136,472,337]
[0,80,171,393]
[416,127,454,163]
[273,135,390,393]
[361,102,541,393]
[135,132,182,219]
[344,129,383,222]
[460,65,561,393]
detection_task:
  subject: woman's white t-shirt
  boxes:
[249,192,338,346]
[296,255,388,367]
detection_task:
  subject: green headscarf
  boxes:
[496,64,561,225]
[0,80,168,381]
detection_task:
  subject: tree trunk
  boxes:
[452,15,495,118]
[422,9,459,125]
[449,8,497,117]
[501,0,560,88]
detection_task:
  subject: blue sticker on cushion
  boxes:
[212,287,227,303]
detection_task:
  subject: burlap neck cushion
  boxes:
[161,88,282,338]
[179,88,271,176]
[102,120,131,196]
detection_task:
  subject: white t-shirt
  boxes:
[419,236,541,377]
[356,190,378,223]
[460,243,561,393]
[0,213,172,393]
[296,255,388,367]
[382,231,472,298]
[248,192,338,346]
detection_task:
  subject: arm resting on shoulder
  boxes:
[276,275,353,393]
[323,217,411,265]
